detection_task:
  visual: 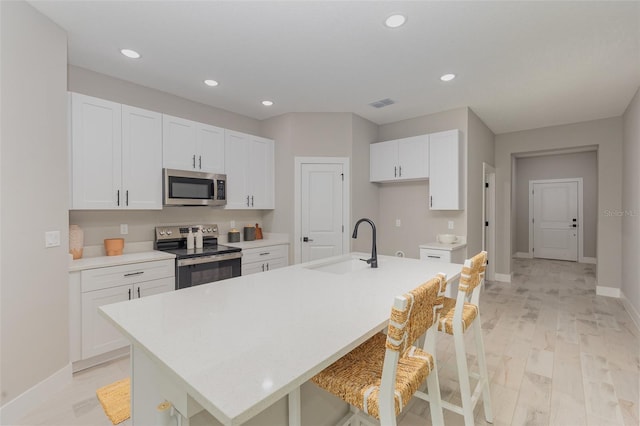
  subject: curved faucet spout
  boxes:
[352,218,377,268]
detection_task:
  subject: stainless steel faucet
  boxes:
[352,218,377,268]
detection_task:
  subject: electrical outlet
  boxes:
[230,220,236,229]
[120,224,128,235]
[395,219,401,227]
[448,221,454,230]
[45,231,60,248]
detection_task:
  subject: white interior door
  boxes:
[532,181,578,261]
[300,163,344,262]
[483,163,496,280]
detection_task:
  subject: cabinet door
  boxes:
[265,257,288,272]
[122,105,162,209]
[247,136,274,209]
[370,140,398,182]
[224,130,251,209]
[197,124,225,173]
[241,262,266,276]
[81,285,131,359]
[397,135,429,180]
[429,130,463,210]
[162,114,198,171]
[71,93,122,209]
[135,276,174,298]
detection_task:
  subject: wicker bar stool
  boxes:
[437,251,492,426]
[311,274,447,426]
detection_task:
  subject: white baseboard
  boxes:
[514,252,533,259]
[0,362,72,425]
[621,291,640,332]
[580,256,597,264]
[495,273,512,283]
[596,286,621,298]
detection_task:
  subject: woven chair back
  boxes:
[385,274,446,355]
[458,251,487,294]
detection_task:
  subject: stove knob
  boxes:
[208,228,213,232]
[166,230,173,236]
[159,231,165,236]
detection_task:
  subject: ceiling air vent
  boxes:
[369,98,395,108]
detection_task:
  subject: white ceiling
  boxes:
[30,1,640,134]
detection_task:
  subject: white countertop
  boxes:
[419,241,467,251]
[100,253,461,425]
[68,250,176,272]
[224,234,290,250]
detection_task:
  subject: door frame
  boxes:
[294,157,350,264]
[482,163,496,281]
[528,178,584,262]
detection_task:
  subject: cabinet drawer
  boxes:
[419,248,452,263]
[81,260,174,292]
[241,245,288,264]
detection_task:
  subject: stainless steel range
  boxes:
[154,224,242,290]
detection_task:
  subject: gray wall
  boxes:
[1,0,69,407]
[495,117,623,290]
[622,87,640,319]
[68,66,267,245]
[515,151,598,257]
[376,108,468,259]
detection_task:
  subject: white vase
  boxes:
[69,225,84,259]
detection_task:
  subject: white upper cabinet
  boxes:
[162,114,224,173]
[70,93,162,210]
[428,129,463,210]
[225,130,274,209]
[370,135,429,182]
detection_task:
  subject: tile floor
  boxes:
[17,258,639,426]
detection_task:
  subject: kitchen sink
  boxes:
[305,256,371,275]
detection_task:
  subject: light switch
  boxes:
[120,224,128,235]
[45,231,60,248]
[448,221,454,230]
[395,219,401,227]
[230,220,236,229]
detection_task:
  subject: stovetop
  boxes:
[154,224,241,259]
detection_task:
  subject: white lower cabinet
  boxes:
[241,244,289,275]
[71,259,174,369]
[419,246,466,264]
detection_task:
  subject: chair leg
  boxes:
[453,329,475,426]
[425,328,444,426]
[473,317,493,423]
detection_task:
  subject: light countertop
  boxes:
[222,233,289,249]
[68,251,176,272]
[99,253,461,425]
[419,241,467,251]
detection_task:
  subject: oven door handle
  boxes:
[177,252,242,267]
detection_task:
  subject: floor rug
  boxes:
[96,377,130,425]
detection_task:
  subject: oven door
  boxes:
[176,252,242,290]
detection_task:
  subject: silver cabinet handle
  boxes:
[199,155,202,169]
[259,252,271,256]
[266,263,269,271]
[117,190,120,206]
[427,255,441,259]
[430,196,433,207]
[128,288,131,300]
[126,190,129,206]
[399,166,402,177]
[137,286,141,298]
[124,271,144,277]
[394,166,397,177]
[246,195,250,207]
[193,154,196,168]
[262,264,265,272]
[251,196,254,207]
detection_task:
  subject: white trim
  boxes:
[529,178,583,262]
[494,273,512,283]
[596,286,621,298]
[514,252,533,259]
[579,256,597,264]
[0,363,72,424]
[293,157,350,265]
[482,163,496,282]
[621,291,640,332]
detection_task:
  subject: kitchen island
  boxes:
[100,253,463,425]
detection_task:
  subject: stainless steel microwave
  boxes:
[163,169,227,206]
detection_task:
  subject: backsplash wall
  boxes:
[69,209,266,246]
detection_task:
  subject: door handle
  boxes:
[303,237,314,242]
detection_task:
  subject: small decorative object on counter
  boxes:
[228,228,240,243]
[244,225,256,241]
[69,225,84,259]
[104,238,124,256]
[195,227,204,249]
[255,223,263,240]
[187,228,195,249]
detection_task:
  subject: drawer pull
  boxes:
[124,271,144,277]
[427,255,441,259]
[259,252,271,256]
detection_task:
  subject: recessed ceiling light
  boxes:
[261,100,274,106]
[385,14,406,28]
[204,79,219,87]
[440,73,456,82]
[120,49,141,59]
